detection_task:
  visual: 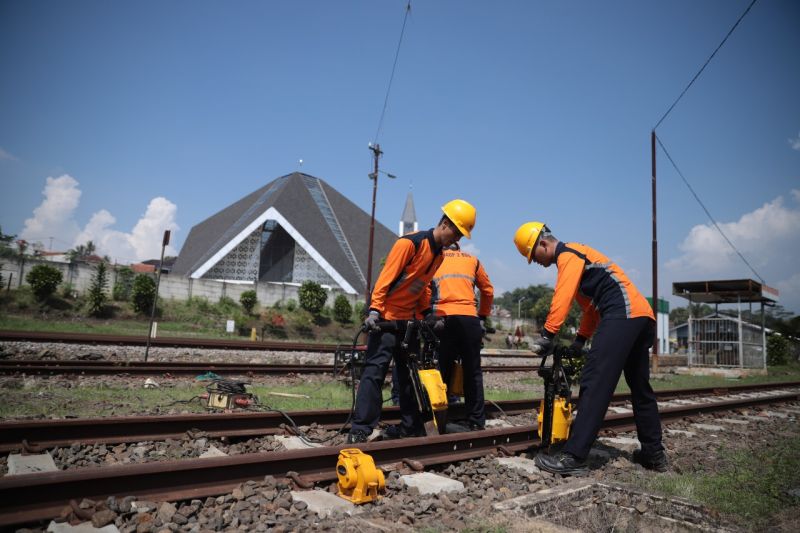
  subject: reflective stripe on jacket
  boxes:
[369,229,444,320]
[429,249,494,318]
[544,241,654,338]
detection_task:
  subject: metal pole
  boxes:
[737,295,744,368]
[365,143,382,304]
[760,301,766,369]
[688,294,694,366]
[651,131,659,372]
[144,230,170,362]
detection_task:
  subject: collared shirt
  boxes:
[544,241,654,338]
[429,249,494,318]
[369,229,444,320]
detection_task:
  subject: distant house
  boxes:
[35,251,69,263]
[131,263,157,274]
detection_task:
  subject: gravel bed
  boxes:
[9,400,800,532]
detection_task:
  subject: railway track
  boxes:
[0,359,537,376]
[2,386,797,528]
[2,381,798,452]
[0,329,537,357]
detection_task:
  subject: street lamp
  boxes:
[517,296,527,320]
[365,143,396,303]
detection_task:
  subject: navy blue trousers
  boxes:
[351,326,422,434]
[563,317,664,460]
[438,315,485,427]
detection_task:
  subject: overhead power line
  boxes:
[653,0,758,130]
[655,134,764,284]
[373,1,412,144]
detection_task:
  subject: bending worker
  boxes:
[347,199,477,444]
[513,221,667,475]
[429,245,494,431]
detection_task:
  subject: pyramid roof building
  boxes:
[172,172,397,294]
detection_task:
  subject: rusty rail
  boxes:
[2,382,798,452]
[1,390,797,528]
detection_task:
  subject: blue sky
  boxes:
[1,0,799,313]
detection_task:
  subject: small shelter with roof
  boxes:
[672,279,778,370]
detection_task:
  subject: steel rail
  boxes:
[2,382,798,453]
[0,330,353,352]
[1,391,797,528]
[0,359,539,376]
[0,330,538,358]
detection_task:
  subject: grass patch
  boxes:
[643,436,800,530]
[2,377,537,419]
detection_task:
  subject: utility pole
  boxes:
[651,130,659,372]
[144,230,170,362]
[366,143,382,304]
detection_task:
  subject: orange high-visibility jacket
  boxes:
[369,229,444,320]
[429,249,494,318]
[544,241,654,338]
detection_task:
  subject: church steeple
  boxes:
[399,189,418,236]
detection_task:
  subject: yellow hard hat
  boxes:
[441,199,476,238]
[514,221,546,263]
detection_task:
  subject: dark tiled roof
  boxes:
[172,172,397,294]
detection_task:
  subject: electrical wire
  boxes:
[653,0,758,130]
[655,134,765,284]
[373,0,412,144]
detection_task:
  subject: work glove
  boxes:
[363,310,380,332]
[569,335,588,355]
[532,330,555,355]
[424,311,445,332]
[479,319,487,336]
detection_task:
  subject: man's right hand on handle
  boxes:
[363,310,380,332]
[531,330,555,355]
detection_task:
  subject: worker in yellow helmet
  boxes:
[513,222,666,475]
[347,199,477,444]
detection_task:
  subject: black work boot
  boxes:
[379,424,422,440]
[534,451,588,476]
[346,430,369,444]
[632,449,669,472]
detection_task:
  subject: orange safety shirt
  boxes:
[429,249,494,318]
[369,229,444,320]
[544,241,654,339]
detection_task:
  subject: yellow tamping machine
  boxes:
[336,449,385,504]
[536,345,584,447]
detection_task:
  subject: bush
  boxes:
[291,308,314,336]
[353,301,366,321]
[240,290,258,315]
[298,281,327,315]
[86,261,109,317]
[131,274,157,314]
[60,283,76,299]
[26,264,63,302]
[112,266,135,301]
[333,295,353,324]
[285,299,297,311]
[767,334,789,366]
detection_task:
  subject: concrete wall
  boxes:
[0,257,362,309]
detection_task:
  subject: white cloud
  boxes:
[20,175,82,246]
[790,132,800,151]
[21,175,179,262]
[460,242,480,256]
[665,190,800,312]
[0,147,17,161]
[775,272,800,315]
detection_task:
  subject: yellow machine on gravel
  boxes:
[536,345,585,448]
